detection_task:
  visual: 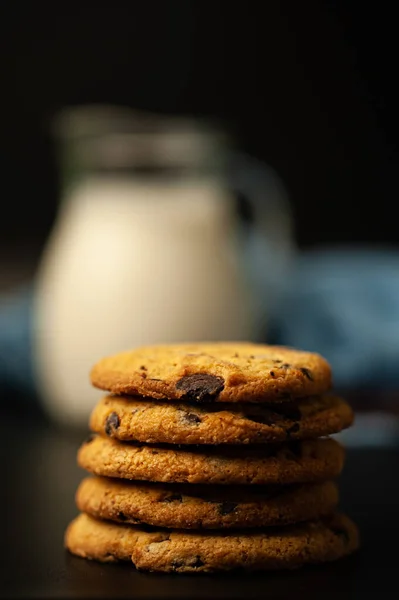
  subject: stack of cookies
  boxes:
[65,342,359,573]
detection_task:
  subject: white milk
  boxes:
[33,176,254,427]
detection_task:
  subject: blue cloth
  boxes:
[271,247,399,388]
[0,285,36,395]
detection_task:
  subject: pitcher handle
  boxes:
[229,152,296,325]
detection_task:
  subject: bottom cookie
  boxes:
[65,513,359,573]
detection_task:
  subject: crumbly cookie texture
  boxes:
[65,512,359,572]
[76,476,339,529]
[90,342,332,403]
[77,435,345,485]
[90,393,353,445]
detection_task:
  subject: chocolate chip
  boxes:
[105,412,120,436]
[139,365,147,371]
[181,412,202,425]
[175,373,225,402]
[162,493,183,503]
[171,556,204,569]
[117,511,128,521]
[286,422,300,435]
[188,556,204,568]
[300,367,314,380]
[270,371,275,377]
[218,502,237,516]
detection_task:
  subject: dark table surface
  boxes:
[2,412,398,600]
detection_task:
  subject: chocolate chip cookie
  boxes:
[90,342,332,403]
[65,512,359,572]
[76,477,339,529]
[90,393,353,445]
[77,435,344,485]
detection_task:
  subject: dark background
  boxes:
[1,0,398,268]
[1,8,399,594]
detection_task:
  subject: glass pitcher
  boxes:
[33,105,294,426]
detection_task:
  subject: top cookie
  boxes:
[90,342,332,403]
